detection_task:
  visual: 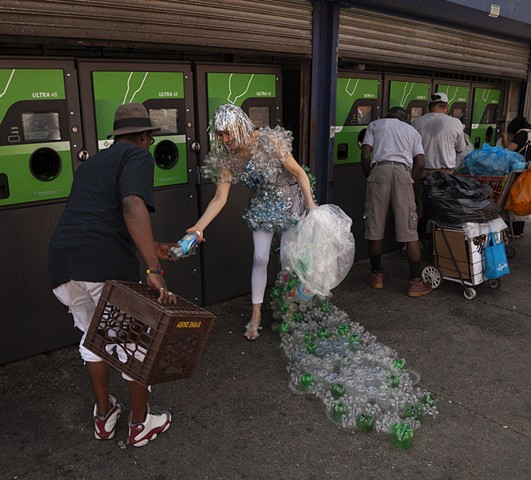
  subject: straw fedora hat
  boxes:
[107,103,161,138]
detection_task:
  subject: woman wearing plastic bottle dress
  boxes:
[187,104,317,340]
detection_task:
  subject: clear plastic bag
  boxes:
[284,204,355,297]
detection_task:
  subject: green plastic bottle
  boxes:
[331,402,348,422]
[356,413,374,432]
[316,327,330,339]
[299,373,314,392]
[331,383,347,400]
[390,422,414,449]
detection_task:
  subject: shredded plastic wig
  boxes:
[208,103,255,153]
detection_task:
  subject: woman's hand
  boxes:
[186,226,205,244]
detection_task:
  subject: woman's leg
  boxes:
[247,230,274,339]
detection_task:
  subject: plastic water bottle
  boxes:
[294,283,315,302]
[168,233,197,260]
[390,422,414,449]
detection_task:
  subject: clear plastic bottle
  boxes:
[168,233,197,260]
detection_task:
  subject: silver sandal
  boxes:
[244,321,263,341]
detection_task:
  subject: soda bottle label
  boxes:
[295,284,314,302]
[178,233,197,254]
[169,233,198,259]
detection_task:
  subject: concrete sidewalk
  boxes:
[1,226,530,480]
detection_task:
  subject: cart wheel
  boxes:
[488,278,501,289]
[505,245,516,259]
[463,287,477,300]
[421,265,442,289]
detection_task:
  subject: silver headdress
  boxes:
[208,103,255,153]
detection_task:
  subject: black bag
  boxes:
[422,172,501,224]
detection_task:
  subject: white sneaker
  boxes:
[93,395,122,440]
[127,406,171,447]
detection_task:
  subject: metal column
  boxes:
[310,0,340,205]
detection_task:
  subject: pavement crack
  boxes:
[432,390,529,438]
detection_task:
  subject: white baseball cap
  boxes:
[429,92,449,104]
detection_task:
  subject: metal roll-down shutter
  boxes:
[339,8,530,80]
[0,0,313,56]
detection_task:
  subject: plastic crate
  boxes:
[84,281,215,385]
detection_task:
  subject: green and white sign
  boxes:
[0,68,66,121]
[436,84,469,110]
[92,71,188,186]
[0,68,73,207]
[334,77,379,165]
[471,87,500,147]
[389,81,429,117]
[206,72,276,118]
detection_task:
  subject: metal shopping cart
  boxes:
[458,170,523,259]
[420,170,521,299]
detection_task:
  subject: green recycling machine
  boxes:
[0,58,84,363]
[77,60,202,304]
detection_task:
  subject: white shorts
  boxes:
[53,280,134,381]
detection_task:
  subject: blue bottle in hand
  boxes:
[169,233,197,260]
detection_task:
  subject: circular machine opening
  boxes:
[485,126,494,143]
[154,140,179,170]
[29,147,62,181]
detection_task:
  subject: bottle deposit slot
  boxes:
[154,140,178,170]
[29,147,62,181]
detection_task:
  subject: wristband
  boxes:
[146,269,164,275]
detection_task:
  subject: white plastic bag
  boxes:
[284,204,355,297]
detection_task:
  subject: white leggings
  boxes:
[251,228,295,304]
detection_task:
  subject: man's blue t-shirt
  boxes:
[49,142,155,288]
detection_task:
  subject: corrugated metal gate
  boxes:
[339,7,530,80]
[0,0,313,56]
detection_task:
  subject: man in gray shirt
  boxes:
[412,92,466,235]
[412,92,466,171]
[361,107,431,298]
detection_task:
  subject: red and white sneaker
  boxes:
[94,395,122,440]
[127,406,171,447]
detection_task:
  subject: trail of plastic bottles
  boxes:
[270,272,438,449]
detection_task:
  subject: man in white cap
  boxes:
[412,92,466,237]
[49,103,175,447]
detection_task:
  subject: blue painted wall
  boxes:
[447,0,531,24]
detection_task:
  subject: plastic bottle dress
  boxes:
[201,126,307,233]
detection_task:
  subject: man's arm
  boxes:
[123,195,160,269]
[361,144,372,178]
[412,153,425,181]
[455,125,466,154]
[123,194,174,303]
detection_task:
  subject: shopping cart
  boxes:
[458,170,522,258]
[421,218,508,300]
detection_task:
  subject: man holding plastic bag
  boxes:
[361,107,432,298]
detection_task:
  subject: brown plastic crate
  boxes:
[84,281,215,385]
